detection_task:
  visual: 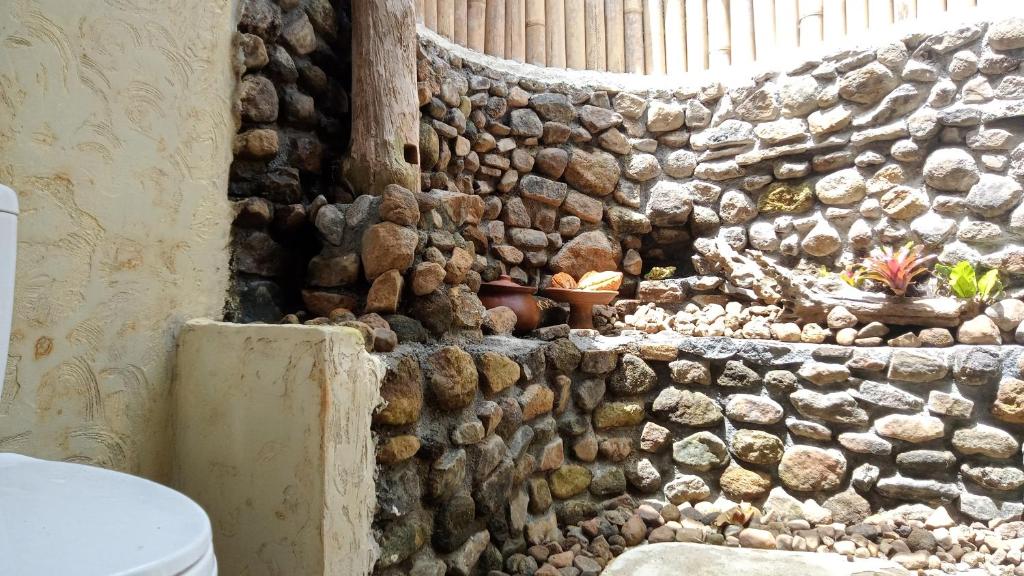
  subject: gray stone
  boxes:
[852,380,924,412]
[875,476,959,502]
[887,349,947,383]
[725,394,784,425]
[673,431,730,471]
[789,389,869,426]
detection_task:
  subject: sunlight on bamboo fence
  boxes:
[420,0,1006,74]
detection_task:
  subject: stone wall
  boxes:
[227,0,352,322]
[372,330,1024,574]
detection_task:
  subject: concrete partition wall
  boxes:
[173,320,383,576]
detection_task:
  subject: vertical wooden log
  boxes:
[455,0,469,45]
[752,0,775,64]
[822,0,845,50]
[417,0,425,22]
[846,0,869,39]
[438,0,455,39]
[486,0,506,57]
[893,0,916,21]
[868,0,892,29]
[507,0,526,61]
[707,0,731,69]
[606,0,626,72]
[469,0,487,51]
[624,0,645,73]
[548,0,568,67]
[775,0,799,51]
[685,0,707,72]
[798,0,823,49]
[664,0,686,73]
[425,0,439,29]
[585,0,607,70]
[526,0,546,65]
[566,0,587,69]
[344,0,420,196]
[644,0,667,74]
[730,0,755,66]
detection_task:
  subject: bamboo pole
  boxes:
[730,0,754,66]
[486,0,506,57]
[438,0,455,39]
[685,0,707,72]
[469,0,486,50]
[507,0,526,61]
[417,0,425,22]
[893,0,916,21]
[822,0,845,50]
[644,0,667,74]
[455,0,469,44]
[606,0,626,72]
[775,0,799,52]
[664,0,686,73]
[547,0,568,67]
[798,0,823,50]
[566,0,586,69]
[946,0,975,14]
[845,0,868,39]
[916,0,946,16]
[526,0,546,65]
[624,0,645,73]
[706,0,730,69]
[585,0,607,70]
[868,0,892,30]
[425,0,438,29]
[752,0,775,63]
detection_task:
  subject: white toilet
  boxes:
[0,184,218,575]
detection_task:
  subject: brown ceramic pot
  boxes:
[478,275,540,333]
[543,288,618,329]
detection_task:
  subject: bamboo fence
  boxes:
[420,0,1002,74]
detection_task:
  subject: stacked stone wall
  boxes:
[373,331,1024,574]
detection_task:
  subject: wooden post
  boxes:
[526,0,546,65]
[416,0,425,22]
[606,0,626,72]
[425,0,438,29]
[706,0,730,69]
[798,0,822,49]
[822,0,845,50]
[548,0,568,67]
[730,0,754,66]
[455,0,469,45]
[664,0,686,73]
[566,0,587,69]
[486,0,506,57]
[438,0,455,39]
[893,0,917,21]
[469,0,487,50]
[685,0,707,72]
[752,0,775,64]
[585,0,607,70]
[507,0,526,61]
[343,0,420,196]
[846,0,868,38]
[775,0,799,51]
[644,0,667,74]
[624,0,645,73]
[868,0,892,30]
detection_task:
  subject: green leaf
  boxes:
[946,261,977,299]
[933,263,952,278]
[978,269,1003,302]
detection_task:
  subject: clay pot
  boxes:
[478,275,540,333]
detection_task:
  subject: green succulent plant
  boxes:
[933,260,1003,304]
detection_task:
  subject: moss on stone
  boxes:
[758,182,814,214]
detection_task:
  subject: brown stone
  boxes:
[411,262,446,296]
[994,378,1024,424]
[239,74,279,122]
[778,446,847,492]
[377,435,420,464]
[477,351,520,395]
[549,231,622,279]
[234,128,279,159]
[564,149,620,197]
[375,355,423,426]
[427,346,478,411]
[720,465,772,500]
[362,222,418,280]
[483,306,518,335]
[445,247,474,284]
[380,184,420,226]
[521,384,555,420]
[365,269,403,314]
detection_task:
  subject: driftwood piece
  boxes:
[746,252,971,328]
[697,240,783,305]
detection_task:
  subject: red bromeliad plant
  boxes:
[849,242,935,297]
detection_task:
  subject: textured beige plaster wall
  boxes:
[0,0,236,481]
[174,320,382,576]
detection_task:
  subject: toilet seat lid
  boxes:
[0,453,213,576]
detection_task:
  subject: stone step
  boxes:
[602,542,910,576]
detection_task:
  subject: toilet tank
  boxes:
[0,185,17,397]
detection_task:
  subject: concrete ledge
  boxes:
[603,542,910,576]
[172,319,383,576]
